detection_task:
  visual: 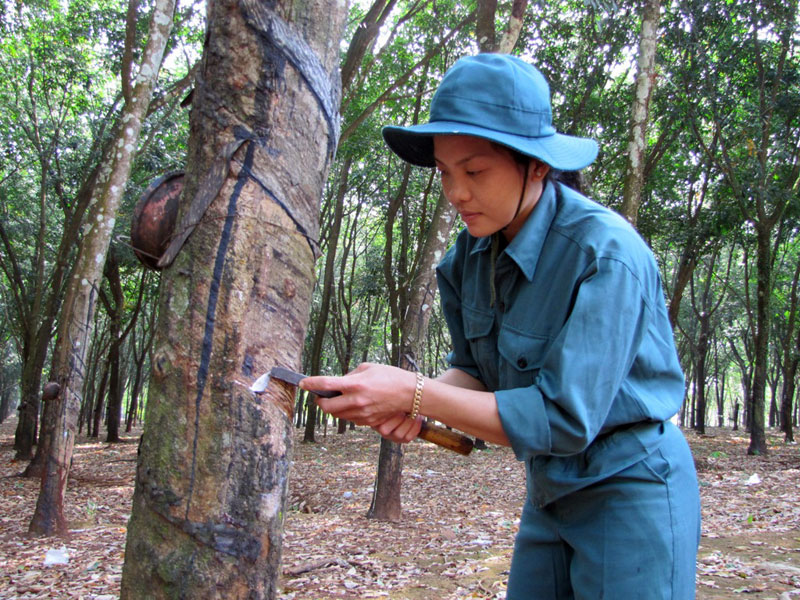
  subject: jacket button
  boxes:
[517,357,528,369]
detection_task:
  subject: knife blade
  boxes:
[251,366,341,398]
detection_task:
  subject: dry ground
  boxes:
[1,415,799,599]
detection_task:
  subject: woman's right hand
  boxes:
[300,363,417,428]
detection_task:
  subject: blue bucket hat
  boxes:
[382,54,598,171]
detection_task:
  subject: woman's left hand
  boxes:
[299,363,417,428]
[372,412,424,444]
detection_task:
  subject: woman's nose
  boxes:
[444,176,470,206]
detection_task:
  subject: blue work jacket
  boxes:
[436,181,685,507]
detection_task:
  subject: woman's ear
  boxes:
[530,160,550,181]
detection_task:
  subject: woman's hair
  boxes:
[551,170,584,194]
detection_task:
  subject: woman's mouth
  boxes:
[460,211,481,224]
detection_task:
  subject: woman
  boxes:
[301,54,700,599]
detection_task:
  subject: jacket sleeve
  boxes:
[496,254,683,460]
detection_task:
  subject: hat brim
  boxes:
[382,121,598,172]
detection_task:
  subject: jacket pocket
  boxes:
[462,303,497,388]
[463,303,494,339]
[498,327,551,387]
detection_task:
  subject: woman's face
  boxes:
[433,135,548,241]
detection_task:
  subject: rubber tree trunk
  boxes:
[620,0,661,226]
[748,226,771,456]
[475,0,528,53]
[28,0,176,537]
[15,360,44,462]
[101,249,128,443]
[10,108,103,461]
[779,259,800,442]
[692,317,709,435]
[120,0,345,596]
[21,383,61,479]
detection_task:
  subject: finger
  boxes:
[375,413,407,438]
[300,375,347,395]
[314,395,357,419]
[314,396,383,428]
[376,414,422,443]
[399,416,423,443]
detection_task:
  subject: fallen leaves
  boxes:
[691,429,800,598]
[0,424,134,600]
[1,419,799,599]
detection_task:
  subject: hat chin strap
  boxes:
[503,161,530,233]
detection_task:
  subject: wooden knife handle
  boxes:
[417,421,474,455]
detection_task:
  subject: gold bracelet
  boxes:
[409,371,424,420]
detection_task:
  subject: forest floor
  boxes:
[1,416,799,599]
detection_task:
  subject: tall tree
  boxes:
[28,0,177,537]
[366,58,439,520]
[620,0,661,225]
[365,0,530,520]
[303,157,350,444]
[125,270,158,432]
[777,240,800,442]
[685,248,731,433]
[120,0,346,595]
[683,0,800,454]
[476,0,528,53]
[0,0,115,461]
[340,0,400,94]
[368,179,458,521]
[97,248,130,444]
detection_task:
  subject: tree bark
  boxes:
[120,0,344,595]
[620,0,660,226]
[21,383,61,478]
[15,360,44,462]
[713,349,726,428]
[748,226,771,455]
[689,248,730,435]
[28,0,176,537]
[778,256,800,442]
[367,437,405,521]
[496,0,528,53]
[476,0,528,54]
[476,0,497,52]
[91,363,109,439]
[401,192,457,368]
[667,245,696,328]
[693,319,709,435]
[99,249,126,443]
[781,333,798,443]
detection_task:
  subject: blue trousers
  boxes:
[507,424,700,599]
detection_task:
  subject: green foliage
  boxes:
[0,0,200,437]
[309,0,800,436]
[1,0,798,435]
